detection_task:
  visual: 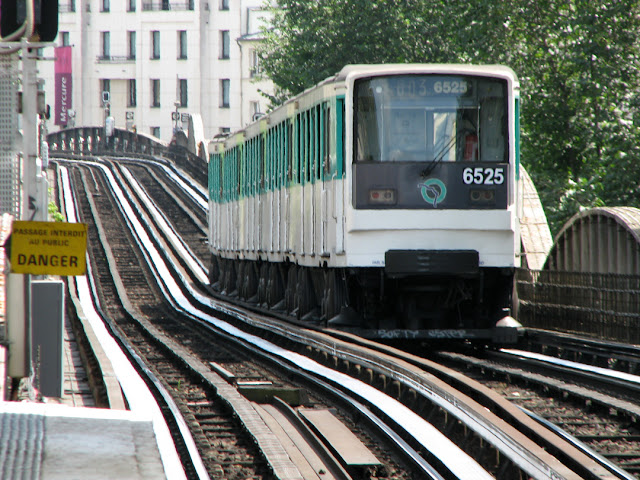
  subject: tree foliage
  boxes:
[260,0,640,234]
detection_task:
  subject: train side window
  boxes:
[288,121,293,183]
[337,96,345,177]
[479,96,505,162]
[278,124,283,189]
[304,110,310,184]
[315,105,322,180]
[260,136,265,192]
[266,132,272,192]
[307,109,312,183]
[354,94,380,162]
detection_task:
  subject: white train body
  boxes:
[208,64,521,341]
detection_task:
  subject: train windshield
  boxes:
[354,75,508,163]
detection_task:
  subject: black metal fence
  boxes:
[517,268,640,344]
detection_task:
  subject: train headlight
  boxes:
[369,188,396,205]
[469,189,495,204]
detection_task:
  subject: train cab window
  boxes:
[354,75,507,163]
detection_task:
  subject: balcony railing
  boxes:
[97,55,136,63]
[59,1,76,12]
[142,1,194,11]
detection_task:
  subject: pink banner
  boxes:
[54,46,73,126]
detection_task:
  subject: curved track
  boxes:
[56,154,636,479]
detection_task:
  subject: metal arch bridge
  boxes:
[47,126,207,185]
[48,126,168,156]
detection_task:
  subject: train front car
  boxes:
[342,65,521,343]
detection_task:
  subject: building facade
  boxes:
[39,0,274,143]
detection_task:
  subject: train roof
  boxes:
[334,63,518,82]
[209,63,519,152]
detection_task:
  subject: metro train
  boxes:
[207,64,522,343]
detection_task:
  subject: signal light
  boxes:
[1,0,59,42]
[369,188,396,205]
[469,189,495,205]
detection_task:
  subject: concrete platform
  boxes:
[0,401,166,479]
[0,213,172,479]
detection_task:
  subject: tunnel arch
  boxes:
[544,207,640,274]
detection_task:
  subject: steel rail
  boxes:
[521,407,637,480]
[84,157,491,479]
[87,156,593,480]
[59,164,210,480]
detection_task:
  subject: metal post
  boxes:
[5,41,49,385]
[22,42,41,222]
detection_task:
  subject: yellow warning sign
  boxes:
[9,220,88,276]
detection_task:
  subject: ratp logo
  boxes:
[418,179,447,207]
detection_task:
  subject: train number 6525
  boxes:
[462,167,505,185]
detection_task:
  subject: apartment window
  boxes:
[151,79,160,107]
[151,31,160,59]
[128,31,136,60]
[128,0,136,11]
[220,0,229,10]
[101,0,109,12]
[179,79,188,107]
[220,30,230,59]
[101,79,111,103]
[61,0,76,12]
[61,32,70,46]
[151,127,160,138]
[101,31,110,59]
[178,31,187,59]
[128,79,137,107]
[250,101,260,120]
[221,79,230,108]
[250,49,261,77]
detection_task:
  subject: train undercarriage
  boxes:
[208,253,520,344]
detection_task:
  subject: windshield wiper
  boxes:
[421,135,456,178]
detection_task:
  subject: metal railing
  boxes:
[142,1,194,11]
[96,55,136,63]
[517,268,640,344]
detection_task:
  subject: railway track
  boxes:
[431,346,640,479]
[60,158,419,479]
[65,161,271,479]
[56,154,639,479]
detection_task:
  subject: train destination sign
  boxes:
[9,221,88,276]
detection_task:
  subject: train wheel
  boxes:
[322,269,345,322]
[257,262,269,306]
[296,267,318,321]
[244,262,259,303]
[511,274,520,321]
[267,264,285,310]
[285,265,297,315]
[209,255,220,286]
[221,258,237,296]
[236,261,246,297]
